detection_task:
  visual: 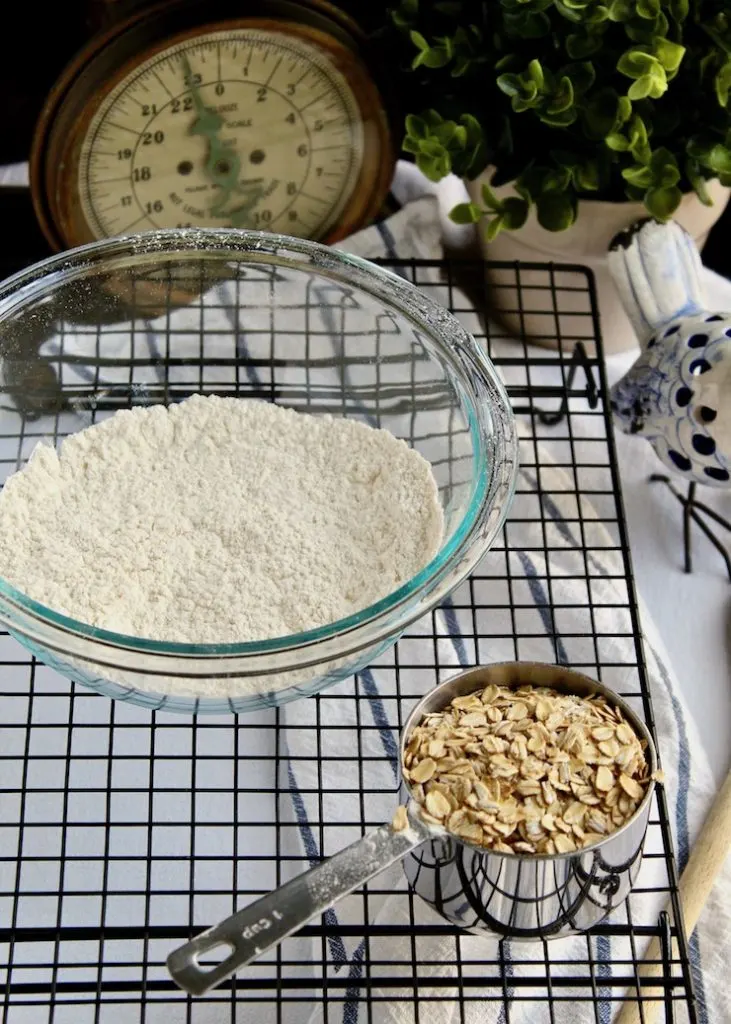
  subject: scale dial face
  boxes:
[32,15,392,248]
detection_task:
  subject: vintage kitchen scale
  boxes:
[30,0,397,250]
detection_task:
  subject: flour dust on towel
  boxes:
[0,395,443,644]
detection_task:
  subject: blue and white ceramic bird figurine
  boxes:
[608,218,731,487]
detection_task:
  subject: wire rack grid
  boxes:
[0,256,696,1023]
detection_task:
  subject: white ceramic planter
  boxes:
[466,174,730,354]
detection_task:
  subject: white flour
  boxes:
[0,396,443,645]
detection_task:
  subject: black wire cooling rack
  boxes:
[0,257,696,1023]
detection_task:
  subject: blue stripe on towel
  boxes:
[359,668,400,779]
[144,325,166,385]
[596,934,612,1024]
[316,283,377,427]
[375,221,410,279]
[216,282,265,390]
[287,762,348,967]
[516,549,569,665]
[648,644,709,1024]
[375,220,398,258]
[527,476,577,550]
[342,940,366,1024]
[441,597,469,666]
[496,939,514,1024]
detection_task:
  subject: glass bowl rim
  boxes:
[0,227,510,658]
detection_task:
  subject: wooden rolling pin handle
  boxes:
[615,768,731,1024]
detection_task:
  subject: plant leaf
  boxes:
[617,95,633,124]
[649,146,680,186]
[605,132,630,151]
[583,87,622,139]
[617,50,660,79]
[410,30,429,51]
[501,196,530,230]
[645,185,682,220]
[540,107,578,127]
[416,151,451,181]
[496,72,522,99]
[481,181,504,211]
[706,144,731,175]
[627,77,650,100]
[622,164,654,187]
[450,202,484,224]
[485,215,505,241]
[566,30,604,59]
[423,110,444,129]
[628,115,651,163]
[516,165,551,200]
[421,46,451,68]
[405,114,427,140]
[685,159,714,206]
[542,166,572,192]
[527,59,545,89]
[637,0,661,18]
[575,159,601,190]
[536,192,577,231]
[669,0,689,20]
[609,0,632,19]
[653,38,685,73]
[716,60,731,107]
[563,61,596,95]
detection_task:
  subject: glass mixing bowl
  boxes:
[0,229,517,713]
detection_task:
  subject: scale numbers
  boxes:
[78,28,365,240]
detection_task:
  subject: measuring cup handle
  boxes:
[167,818,428,995]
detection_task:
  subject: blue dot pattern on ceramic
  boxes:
[668,449,692,471]
[607,219,731,489]
[693,433,716,455]
[609,310,731,488]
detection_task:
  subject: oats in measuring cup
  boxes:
[402,684,659,855]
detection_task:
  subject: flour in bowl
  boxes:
[0,396,443,643]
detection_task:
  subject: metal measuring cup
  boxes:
[167,663,657,995]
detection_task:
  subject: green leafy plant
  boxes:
[389,0,731,234]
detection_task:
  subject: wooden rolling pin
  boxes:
[615,768,731,1024]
